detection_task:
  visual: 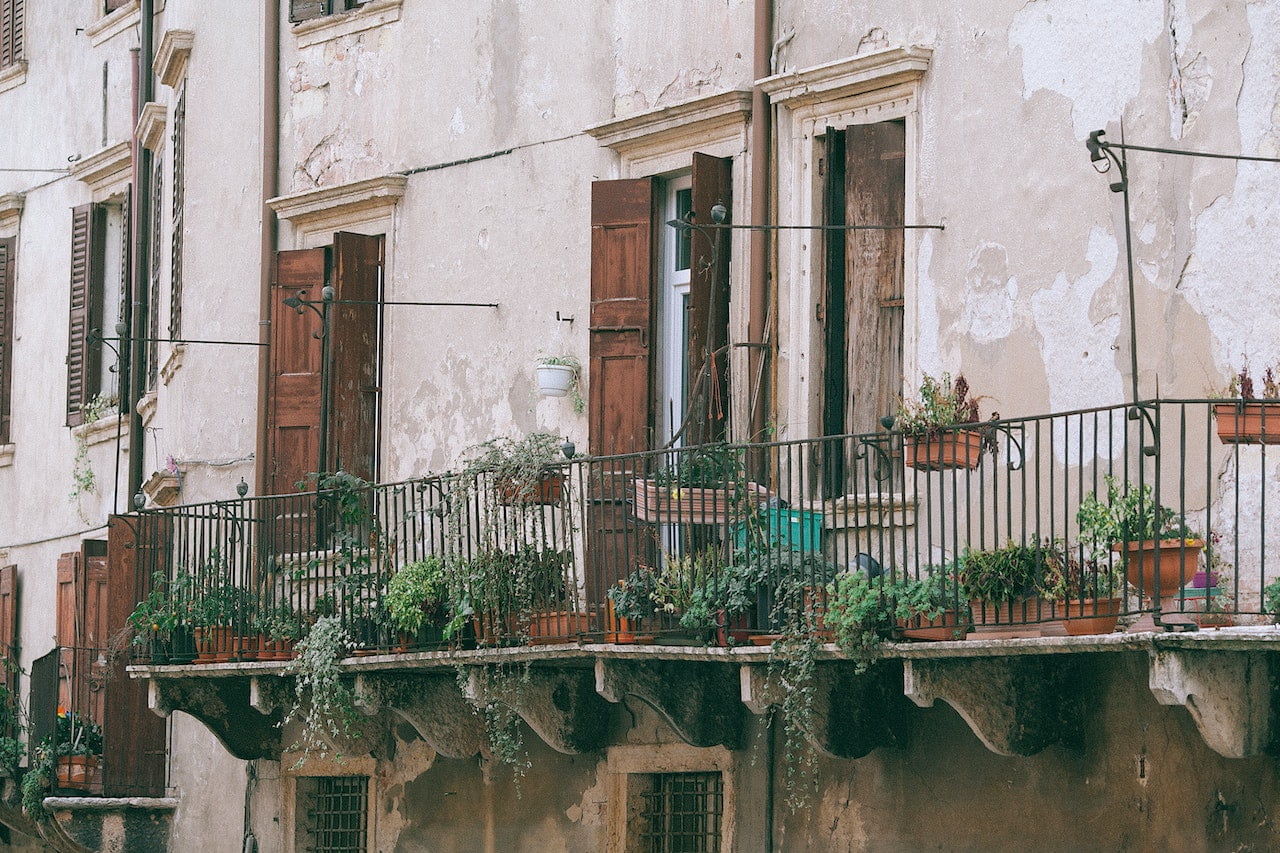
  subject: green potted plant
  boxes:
[896,372,988,471]
[49,709,103,792]
[895,565,970,640]
[385,556,450,649]
[1038,541,1125,635]
[960,540,1055,631]
[535,355,585,414]
[1076,475,1203,607]
[605,566,660,643]
[462,433,567,506]
[127,568,197,663]
[255,601,303,660]
[824,572,911,672]
[634,443,764,525]
[190,575,251,663]
[1213,361,1280,444]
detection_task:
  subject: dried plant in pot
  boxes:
[896,373,991,471]
[1212,361,1280,445]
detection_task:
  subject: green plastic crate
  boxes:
[735,508,823,553]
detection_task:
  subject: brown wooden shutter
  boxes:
[589,179,656,455]
[56,551,83,647]
[289,0,329,22]
[0,236,13,444]
[0,564,16,738]
[267,248,327,494]
[688,153,732,443]
[103,516,167,796]
[331,232,382,482]
[67,204,105,427]
[0,0,23,68]
[83,540,109,650]
[844,121,905,436]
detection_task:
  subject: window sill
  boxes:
[160,344,186,385]
[73,413,128,448]
[0,61,27,96]
[818,492,917,530]
[86,1,141,47]
[293,0,402,49]
[0,444,13,468]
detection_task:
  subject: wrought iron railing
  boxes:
[125,399,1280,660]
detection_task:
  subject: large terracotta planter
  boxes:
[497,471,563,505]
[714,611,753,646]
[899,609,968,641]
[56,755,101,792]
[1214,401,1280,445]
[905,429,984,471]
[193,625,235,663]
[525,610,590,644]
[1115,539,1204,598]
[1060,597,1124,635]
[632,479,767,525]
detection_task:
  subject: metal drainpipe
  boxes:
[127,0,155,506]
[255,0,280,497]
[747,0,772,447]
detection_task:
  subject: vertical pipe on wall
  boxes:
[747,0,773,447]
[255,0,281,497]
[128,0,155,505]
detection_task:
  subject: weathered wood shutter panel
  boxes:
[0,565,16,738]
[289,0,329,22]
[688,153,732,444]
[104,516,167,796]
[589,179,655,456]
[332,232,382,482]
[586,179,656,605]
[267,248,327,495]
[0,236,13,444]
[83,540,109,650]
[67,204,105,427]
[844,121,905,437]
[0,0,23,68]
[56,551,83,648]
[820,129,849,496]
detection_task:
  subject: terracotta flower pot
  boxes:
[496,472,563,504]
[898,609,967,641]
[1214,401,1280,445]
[604,599,653,644]
[1060,597,1124,635]
[1114,539,1204,598]
[526,610,590,644]
[56,754,102,792]
[193,625,235,663]
[905,429,984,471]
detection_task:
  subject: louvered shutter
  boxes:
[289,0,329,22]
[267,248,327,495]
[56,551,83,647]
[169,86,186,339]
[687,153,732,444]
[0,0,23,68]
[0,565,16,738]
[0,236,13,444]
[67,204,105,427]
[331,232,381,482]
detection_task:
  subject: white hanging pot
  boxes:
[536,363,576,397]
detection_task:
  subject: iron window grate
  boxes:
[637,771,723,853]
[300,775,368,853]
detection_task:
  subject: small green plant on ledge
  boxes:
[895,373,981,438]
[68,392,118,515]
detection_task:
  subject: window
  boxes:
[0,235,13,444]
[629,771,724,853]
[0,0,23,68]
[147,157,163,391]
[66,200,127,426]
[296,775,369,853]
[289,0,366,22]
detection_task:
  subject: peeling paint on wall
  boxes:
[1009,0,1164,139]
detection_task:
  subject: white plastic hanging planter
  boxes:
[536,363,576,397]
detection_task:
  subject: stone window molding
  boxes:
[72,411,128,450]
[136,102,167,153]
[0,194,22,235]
[586,89,752,178]
[268,173,406,247]
[292,0,403,50]
[0,444,12,468]
[763,45,932,449]
[153,29,194,88]
[69,141,133,200]
[85,1,140,47]
[0,60,26,96]
[604,743,737,853]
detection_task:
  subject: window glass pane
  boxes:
[675,188,692,272]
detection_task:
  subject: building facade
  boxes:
[2,1,1280,851]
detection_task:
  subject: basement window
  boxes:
[630,771,724,853]
[296,775,369,853]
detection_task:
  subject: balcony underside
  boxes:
[135,631,1280,765]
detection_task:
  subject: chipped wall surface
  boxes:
[6,0,1280,850]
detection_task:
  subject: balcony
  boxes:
[119,399,1280,765]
